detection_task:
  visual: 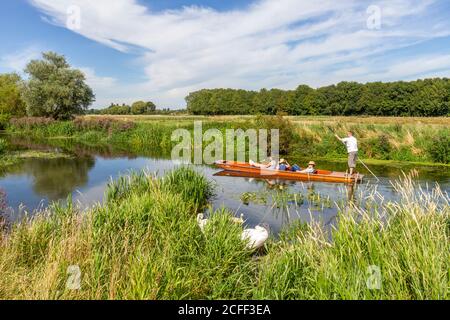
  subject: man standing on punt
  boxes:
[335,131,358,176]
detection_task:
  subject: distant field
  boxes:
[83,114,450,126]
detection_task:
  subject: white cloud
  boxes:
[77,67,121,107]
[24,0,450,107]
[79,67,117,90]
[0,47,42,74]
[382,55,450,79]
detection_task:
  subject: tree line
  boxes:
[2,51,449,122]
[186,79,450,116]
[87,101,157,115]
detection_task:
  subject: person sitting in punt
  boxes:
[278,159,290,171]
[279,159,302,172]
[299,161,317,174]
[249,157,278,170]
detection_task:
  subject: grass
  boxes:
[85,114,450,125]
[0,167,448,299]
[6,115,450,165]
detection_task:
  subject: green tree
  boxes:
[0,73,26,116]
[101,103,130,115]
[131,101,156,114]
[22,52,95,120]
[184,78,450,116]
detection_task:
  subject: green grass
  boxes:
[0,168,448,299]
[6,116,450,165]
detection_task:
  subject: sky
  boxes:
[0,0,449,109]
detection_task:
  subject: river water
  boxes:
[0,134,448,234]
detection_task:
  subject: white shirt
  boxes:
[267,160,277,170]
[342,136,358,153]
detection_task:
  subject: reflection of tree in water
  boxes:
[22,156,95,200]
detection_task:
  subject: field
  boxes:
[83,114,450,125]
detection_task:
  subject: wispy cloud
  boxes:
[0,46,42,74]
[25,0,450,107]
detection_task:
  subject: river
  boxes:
[0,134,448,234]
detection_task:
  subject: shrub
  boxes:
[9,117,55,130]
[254,114,297,155]
[374,133,392,160]
[0,114,11,130]
[73,117,136,133]
[0,138,7,154]
[427,132,450,164]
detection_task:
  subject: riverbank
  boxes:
[0,167,448,299]
[5,115,450,166]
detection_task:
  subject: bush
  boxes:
[254,114,297,155]
[0,138,7,154]
[427,133,450,164]
[9,117,55,130]
[73,117,135,133]
[374,133,392,160]
[0,114,11,130]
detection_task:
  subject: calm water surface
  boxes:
[1,134,448,234]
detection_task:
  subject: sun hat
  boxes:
[308,161,316,166]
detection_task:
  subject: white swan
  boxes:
[197,213,208,233]
[241,224,270,250]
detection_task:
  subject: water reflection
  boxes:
[22,157,95,200]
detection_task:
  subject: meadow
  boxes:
[0,167,448,299]
[5,115,450,165]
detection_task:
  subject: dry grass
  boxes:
[83,115,450,126]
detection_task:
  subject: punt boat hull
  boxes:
[214,160,363,184]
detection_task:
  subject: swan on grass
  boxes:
[241,223,270,250]
[197,214,269,250]
[197,213,245,233]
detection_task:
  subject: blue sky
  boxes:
[1,0,449,108]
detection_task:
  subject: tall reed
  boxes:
[0,169,448,299]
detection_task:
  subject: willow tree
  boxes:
[22,52,95,120]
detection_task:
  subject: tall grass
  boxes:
[6,116,450,164]
[255,177,449,299]
[0,168,448,299]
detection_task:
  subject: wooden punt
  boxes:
[214,160,363,184]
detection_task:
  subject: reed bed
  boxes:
[0,168,448,300]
